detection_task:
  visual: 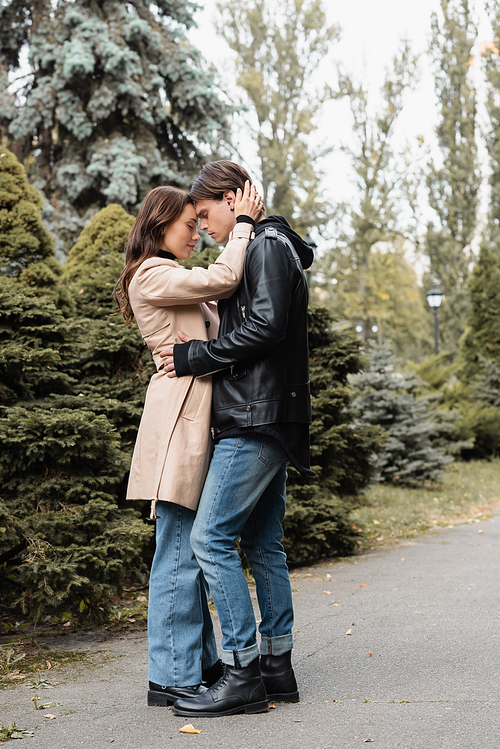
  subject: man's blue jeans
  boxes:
[148,502,218,686]
[190,435,294,668]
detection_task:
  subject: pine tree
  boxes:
[215,0,338,233]
[0,404,151,621]
[282,307,385,563]
[352,342,452,484]
[63,203,135,318]
[1,0,232,251]
[0,145,55,274]
[425,0,479,349]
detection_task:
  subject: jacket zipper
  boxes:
[230,306,247,377]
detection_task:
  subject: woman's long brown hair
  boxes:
[113,186,193,324]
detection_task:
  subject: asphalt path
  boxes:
[1,516,499,748]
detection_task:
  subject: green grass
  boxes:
[352,459,500,550]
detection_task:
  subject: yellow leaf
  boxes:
[331,602,342,606]
[178,724,202,734]
[323,590,333,595]
[345,629,352,635]
[45,714,57,720]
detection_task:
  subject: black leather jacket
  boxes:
[174,216,313,459]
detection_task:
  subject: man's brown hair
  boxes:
[190,160,253,202]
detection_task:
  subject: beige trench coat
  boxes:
[126,223,254,518]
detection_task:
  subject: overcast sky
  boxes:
[189,0,493,232]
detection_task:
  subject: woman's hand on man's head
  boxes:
[234,180,264,221]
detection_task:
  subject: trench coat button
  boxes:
[246,405,251,411]
[291,392,296,397]
[205,320,210,327]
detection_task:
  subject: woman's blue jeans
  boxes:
[147,502,218,687]
[190,435,294,668]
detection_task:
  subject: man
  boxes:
[161,160,314,718]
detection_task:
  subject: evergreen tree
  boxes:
[215,0,338,233]
[425,0,479,349]
[283,307,385,563]
[0,404,151,621]
[352,342,452,484]
[63,203,135,318]
[0,0,232,251]
[0,145,55,275]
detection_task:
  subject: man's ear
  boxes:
[223,190,236,209]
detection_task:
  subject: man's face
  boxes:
[195,192,237,244]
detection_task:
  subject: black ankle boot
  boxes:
[260,651,299,702]
[147,681,207,707]
[172,656,268,717]
[202,659,224,687]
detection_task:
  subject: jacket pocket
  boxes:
[181,379,204,421]
[225,364,247,381]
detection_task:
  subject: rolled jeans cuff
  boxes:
[260,634,293,656]
[222,643,259,668]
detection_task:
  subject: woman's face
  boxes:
[160,204,200,260]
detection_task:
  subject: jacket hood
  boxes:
[255,216,314,269]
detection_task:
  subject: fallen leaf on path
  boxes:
[127,618,136,623]
[45,714,57,719]
[326,573,332,579]
[332,602,342,606]
[323,590,333,595]
[46,661,51,669]
[376,536,384,541]
[178,724,202,734]
[364,739,375,743]
[478,530,484,534]
[345,629,352,635]
[62,621,72,628]
[293,719,302,722]
[269,703,276,709]
[401,557,405,561]
[366,653,372,657]
[359,584,367,588]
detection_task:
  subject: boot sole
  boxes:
[266,690,300,703]
[172,699,269,717]
[147,691,175,707]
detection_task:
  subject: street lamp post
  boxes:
[426,286,443,355]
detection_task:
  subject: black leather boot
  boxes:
[172,656,268,717]
[260,651,299,702]
[202,659,224,687]
[147,681,207,707]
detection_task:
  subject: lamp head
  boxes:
[426,286,443,309]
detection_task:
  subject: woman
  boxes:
[113,181,263,707]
